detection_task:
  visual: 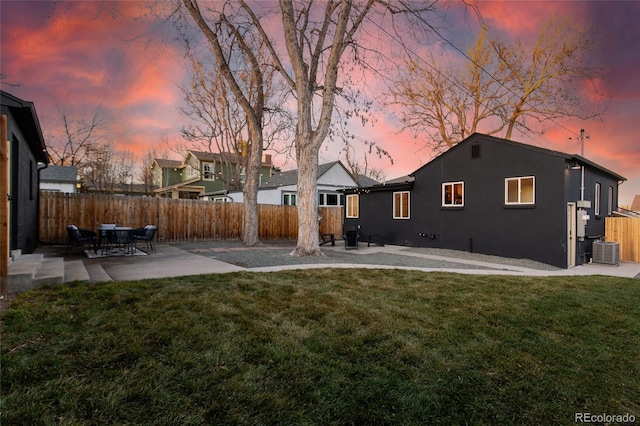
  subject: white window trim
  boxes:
[283,192,297,206]
[346,194,359,218]
[202,162,215,181]
[504,176,535,205]
[608,186,613,216]
[187,157,200,179]
[442,181,464,207]
[594,182,601,216]
[319,192,341,207]
[393,191,410,219]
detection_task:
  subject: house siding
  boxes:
[8,119,40,253]
[344,134,623,268]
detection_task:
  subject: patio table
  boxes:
[96,225,134,256]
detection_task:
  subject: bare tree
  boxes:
[180,53,248,191]
[179,45,289,192]
[255,0,437,256]
[342,141,388,185]
[179,0,439,255]
[46,106,108,166]
[139,150,156,195]
[391,17,604,152]
[80,144,135,194]
[181,0,275,246]
[495,17,603,139]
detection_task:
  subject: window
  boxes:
[319,192,341,206]
[442,181,464,207]
[283,193,296,206]
[608,186,613,216]
[187,164,198,179]
[505,176,535,205]
[346,194,359,218]
[203,163,214,180]
[594,182,601,216]
[393,191,410,219]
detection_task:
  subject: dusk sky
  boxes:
[1,1,639,205]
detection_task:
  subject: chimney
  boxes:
[263,154,272,164]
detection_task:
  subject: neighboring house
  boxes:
[631,195,640,213]
[152,151,273,199]
[83,182,156,197]
[1,90,50,254]
[228,161,378,206]
[342,133,626,268]
[40,165,77,193]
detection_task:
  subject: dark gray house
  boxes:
[342,133,626,268]
[1,90,49,254]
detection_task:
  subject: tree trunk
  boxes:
[242,129,262,246]
[291,142,322,257]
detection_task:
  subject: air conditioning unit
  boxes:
[592,241,619,266]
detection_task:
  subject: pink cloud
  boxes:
[2,0,638,203]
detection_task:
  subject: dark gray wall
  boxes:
[567,165,621,263]
[5,112,40,253]
[345,135,622,268]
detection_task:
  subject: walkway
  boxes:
[8,242,640,294]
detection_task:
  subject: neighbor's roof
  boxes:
[260,161,355,189]
[356,174,380,187]
[153,158,183,168]
[189,151,240,162]
[188,150,273,165]
[382,175,415,185]
[40,165,77,183]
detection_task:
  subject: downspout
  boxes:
[37,160,48,245]
[580,166,585,201]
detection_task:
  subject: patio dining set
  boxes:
[66,224,157,256]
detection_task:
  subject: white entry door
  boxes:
[567,203,576,267]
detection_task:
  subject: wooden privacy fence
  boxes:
[40,192,344,244]
[605,217,640,262]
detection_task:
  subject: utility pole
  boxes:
[578,128,589,157]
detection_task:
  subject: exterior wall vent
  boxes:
[592,241,619,265]
[471,145,480,159]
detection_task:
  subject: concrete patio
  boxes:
[6,241,640,294]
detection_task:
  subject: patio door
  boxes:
[567,203,576,267]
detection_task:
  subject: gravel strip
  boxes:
[173,241,503,270]
[402,247,561,271]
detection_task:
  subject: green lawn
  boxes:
[2,270,639,425]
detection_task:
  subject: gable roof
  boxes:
[188,150,240,163]
[1,90,49,164]
[411,133,626,182]
[153,158,183,169]
[356,174,380,187]
[40,165,77,183]
[260,161,356,189]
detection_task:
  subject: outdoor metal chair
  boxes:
[364,228,385,247]
[343,228,360,250]
[319,232,336,246]
[133,225,157,252]
[111,228,134,255]
[66,225,97,254]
